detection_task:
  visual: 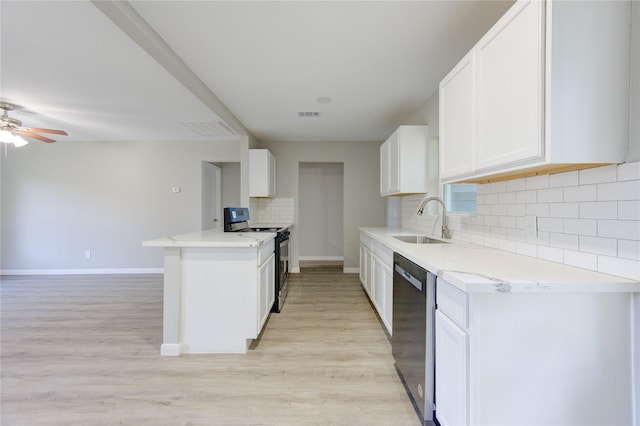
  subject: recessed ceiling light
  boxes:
[315,97,332,104]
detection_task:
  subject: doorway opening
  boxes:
[298,162,344,269]
[201,162,240,230]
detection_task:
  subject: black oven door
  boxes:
[273,233,290,312]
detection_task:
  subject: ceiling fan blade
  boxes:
[22,127,68,135]
[15,130,56,143]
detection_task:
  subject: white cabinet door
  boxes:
[382,263,393,334]
[440,51,475,179]
[379,132,399,195]
[372,256,385,316]
[475,0,544,171]
[359,245,373,297]
[380,126,427,196]
[435,310,469,426]
[249,149,276,197]
[359,244,368,287]
[257,253,275,332]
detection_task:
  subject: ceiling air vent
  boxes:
[297,112,321,117]
[181,121,237,137]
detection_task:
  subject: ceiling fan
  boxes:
[0,102,68,147]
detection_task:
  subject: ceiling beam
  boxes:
[91,0,251,138]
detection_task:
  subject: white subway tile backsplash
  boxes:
[597,180,640,201]
[549,170,579,188]
[499,216,517,229]
[618,201,640,220]
[404,162,639,280]
[617,162,640,182]
[598,220,640,240]
[549,203,579,218]
[526,203,549,217]
[538,217,563,233]
[477,204,491,215]
[490,181,507,193]
[549,233,579,250]
[579,201,617,219]
[477,184,492,195]
[516,242,538,257]
[498,192,516,204]
[483,194,499,205]
[564,250,597,271]
[597,255,640,281]
[618,240,640,260]
[492,227,507,239]
[507,204,526,217]
[579,236,617,256]
[485,215,500,226]
[538,246,564,263]
[564,185,597,202]
[564,218,597,236]
[527,231,550,246]
[526,174,549,190]
[507,178,526,192]
[516,190,537,204]
[579,164,617,184]
[507,228,527,242]
[491,204,507,216]
[537,188,564,203]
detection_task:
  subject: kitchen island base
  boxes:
[144,229,276,356]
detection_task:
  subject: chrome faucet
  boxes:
[417,196,451,239]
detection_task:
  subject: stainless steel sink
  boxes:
[392,235,450,244]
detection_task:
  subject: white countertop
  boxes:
[361,227,640,293]
[143,227,276,248]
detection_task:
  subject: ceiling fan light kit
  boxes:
[0,129,28,147]
[0,102,68,147]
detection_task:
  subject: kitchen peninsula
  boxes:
[143,228,277,355]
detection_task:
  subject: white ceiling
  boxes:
[0,1,513,144]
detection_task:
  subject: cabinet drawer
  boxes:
[437,278,468,328]
[258,239,275,266]
[360,232,373,251]
[371,240,393,266]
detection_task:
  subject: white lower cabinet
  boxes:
[435,310,468,426]
[435,277,636,426]
[359,231,393,335]
[257,252,275,333]
[359,243,372,297]
[372,254,392,333]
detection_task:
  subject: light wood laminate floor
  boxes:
[1,267,419,425]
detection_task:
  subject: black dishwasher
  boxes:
[392,253,436,426]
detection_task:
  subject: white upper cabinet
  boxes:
[440,51,475,180]
[249,149,276,197]
[440,0,631,184]
[475,0,543,170]
[380,125,428,196]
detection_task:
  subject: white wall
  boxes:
[258,140,385,272]
[219,162,241,208]
[0,140,241,273]
[299,162,344,260]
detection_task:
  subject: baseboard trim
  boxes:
[298,256,344,261]
[160,343,182,356]
[0,268,164,276]
[343,267,359,274]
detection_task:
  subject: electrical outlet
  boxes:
[85,250,91,259]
